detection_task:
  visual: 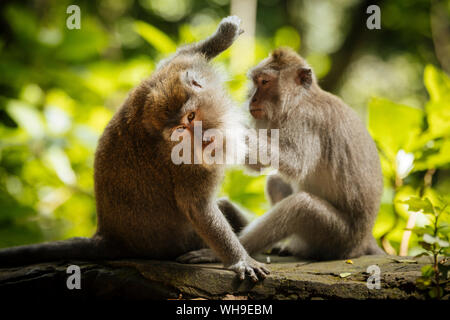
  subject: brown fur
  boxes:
[0,17,269,281]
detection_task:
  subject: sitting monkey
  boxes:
[178,48,385,263]
[0,17,269,281]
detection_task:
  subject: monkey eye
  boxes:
[187,112,196,122]
[192,80,202,88]
[261,79,269,85]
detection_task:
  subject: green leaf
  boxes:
[444,247,450,256]
[419,241,433,251]
[416,276,432,290]
[421,265,435,277]
[437,223,450,234]
[423,234,449,248]
[368,97,424,161]
[134,21,177,54]
[400,196,435,215]
[423,65,450,138]
[414,139,450,170]
[390,258,417,264]
[414,252,431,258]
[428,287,443,299]
[424,64,450,103]
[6,100,46,139]
[412,226,435,236]
[438,239,449,248]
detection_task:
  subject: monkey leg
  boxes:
[217,197,248,234]
[264,175,294,254]
[364,237,385,255]
[266,174,293,206]
[177,198,249,264]
[239,191,352,260]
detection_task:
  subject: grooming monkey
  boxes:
[0,17,269,281]
[178,48,384,263]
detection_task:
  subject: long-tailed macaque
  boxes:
[178,48,385,263]
[0,17,269,281]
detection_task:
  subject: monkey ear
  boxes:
[295,68,312,88]
[183,71,204,91]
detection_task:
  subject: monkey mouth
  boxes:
[202,136,215,148]
[250,108,265,119]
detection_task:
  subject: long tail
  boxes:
[0,236,118,267]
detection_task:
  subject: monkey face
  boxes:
[247,61,282,121]
[141,54,244,167]
[247,48,315,121]
[248,71,280,120]
[157,62,241,166]
[168,67,229,138]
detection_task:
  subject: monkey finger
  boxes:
[231,263,246,281]
[246,267,259,282]
[260,265,271,275]
[255,266,270,279]
[237,269,246,281]
[254,268,267,280]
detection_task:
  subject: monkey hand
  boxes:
[177,249,270,282]
[176,248,220,264]
[216,16,244,42]
[226,255,270,282]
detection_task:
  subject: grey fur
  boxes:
[240,50,385,259]
[178,48,385,263]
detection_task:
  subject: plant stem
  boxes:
[400,211,418,256]
[399,169,436,256]
[433,251,441,299]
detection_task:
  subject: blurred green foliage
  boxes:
[0,0,448,257]
[402,196,449,299]
[369,65,450,256]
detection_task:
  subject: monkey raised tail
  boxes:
[0,236,117,267]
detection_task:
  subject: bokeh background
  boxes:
[0,0,448,256]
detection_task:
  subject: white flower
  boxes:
[396,149,414,179]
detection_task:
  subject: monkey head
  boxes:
[140,54,242,165]
[247,47,315,121]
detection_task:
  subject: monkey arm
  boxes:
[176,198,249,264]
[266,174,293,206]
[245,129,304,175]
[182,201,248,265]
[175,192,269,281]
[178,16,243,61]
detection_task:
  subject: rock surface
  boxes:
[0,254,448,300]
